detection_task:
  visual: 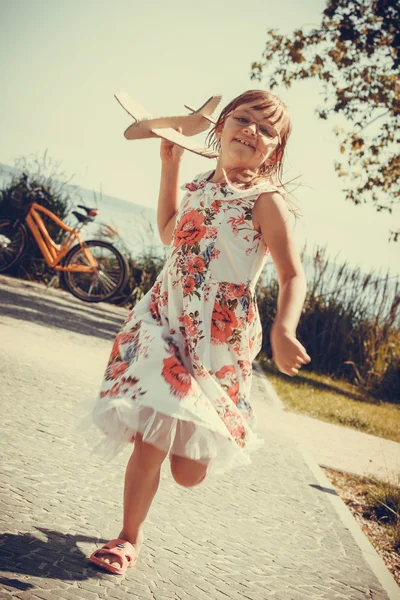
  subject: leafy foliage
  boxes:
[112,252,166,308]
[251,0,400,240]
[0,153,74,282]
[0,172,70,231]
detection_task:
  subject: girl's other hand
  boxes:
[160,128,185,164]
[270,323,311,377]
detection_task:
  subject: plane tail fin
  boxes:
[185,95,222,123]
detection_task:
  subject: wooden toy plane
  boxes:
[115,92,222,158]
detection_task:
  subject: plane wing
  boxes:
[152,127,219,158]
[114,93,153,123]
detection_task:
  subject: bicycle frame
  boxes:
[24,203,98,273]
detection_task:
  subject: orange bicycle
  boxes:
[0,199,129,303]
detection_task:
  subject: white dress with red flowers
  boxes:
[91,171,280,474]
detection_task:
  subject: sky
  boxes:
[0,0,398,277]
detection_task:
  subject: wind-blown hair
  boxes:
[206,89,292,188]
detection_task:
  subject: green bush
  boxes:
[367,346,400,403]
[0,170,72,283]
[112,253,165,308]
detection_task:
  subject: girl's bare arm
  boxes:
[253,192,311,375]
[157,163,181,244]
[157,134,184,245]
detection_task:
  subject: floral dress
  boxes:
[91,170,279,474]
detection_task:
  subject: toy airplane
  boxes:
[115,92,222,158]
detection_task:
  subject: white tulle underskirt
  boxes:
[79,395,264,476]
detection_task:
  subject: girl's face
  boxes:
[217,103,282,172]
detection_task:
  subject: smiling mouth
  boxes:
[234,138,255,149]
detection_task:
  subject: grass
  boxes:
[323,467,400,584]
[258,355,400,443]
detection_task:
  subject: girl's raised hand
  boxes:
[160,128,185,164]
[270,324,311,377]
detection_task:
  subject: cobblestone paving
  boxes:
[0,277,395,599]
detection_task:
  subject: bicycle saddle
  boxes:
[77,205,98,217]
[72,211,95,224]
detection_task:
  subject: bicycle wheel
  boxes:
[0,219,28,272]
[62,239,129,303]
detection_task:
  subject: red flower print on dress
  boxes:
[149,282,161,323]
[205,226,218,240]
[161,291,168,306]
[110,336,121,358]
[188,256,205,274]
[228,283,246,299]
[211,199,222,211]
[185,183,198,192]
[101,381,122,398]
[238,360,252,379]
[248,301,256,323]
[215,365,236,379]
[211,303,239,343]
[162,355,192,398]
[227,214,246,235]
[227,382,240,404]
[119,324,141,345]
[183,314,197,337]
[105,360,129,380]
[183,276,195,295]
[221,408,246,446]
[101,375,141,400]
[174,210,206,247]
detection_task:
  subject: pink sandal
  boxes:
[89,538,137,575]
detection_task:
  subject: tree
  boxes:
[251,0,400,241]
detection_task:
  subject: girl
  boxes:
[88,89,311,574]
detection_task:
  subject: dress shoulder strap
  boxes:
[180,171,211,192]
[180,170,282,200]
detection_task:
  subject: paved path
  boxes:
[252,365,400,486]
[0,275,399,600]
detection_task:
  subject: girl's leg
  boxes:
[169,454,208,487]
[98,420,207,568]
[169,420,209,487]
[100,433,168,567]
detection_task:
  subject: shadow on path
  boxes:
[0,287,126,341]
[309,483,339,496]
[0,528,108,587]
[262,364,374,404]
